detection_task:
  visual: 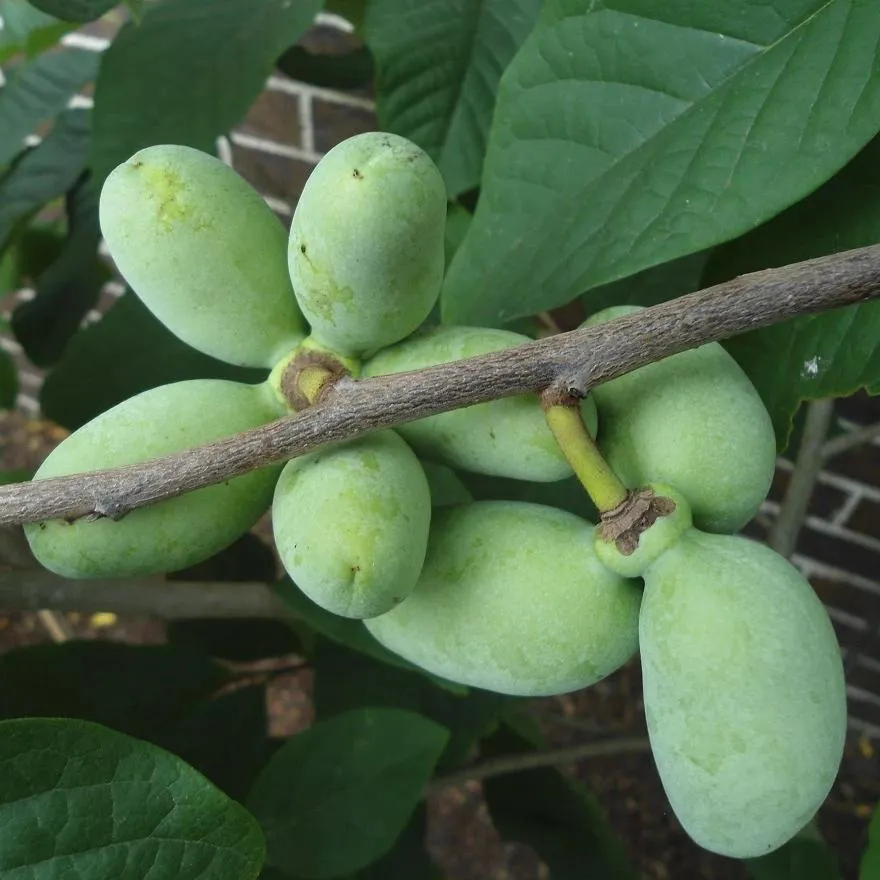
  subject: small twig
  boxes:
[428,736,651,793]
[822,421,880,460]
[36,609,72,643]
[1,243,879,528]
[0,569,293,619]
[768,398,835,560]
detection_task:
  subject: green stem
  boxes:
[544,400,628,512]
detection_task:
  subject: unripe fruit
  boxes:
[273,430,432,619]
[363,325,598,481]
[637,526,846,858]
[365,501,641,696]
[288,132,446,356]
[24,380,281,577]
[100,144,305,368]
[583,305,776,533]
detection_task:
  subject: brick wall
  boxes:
[4,13,880,741]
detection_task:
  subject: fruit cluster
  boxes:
[24,133,846,860]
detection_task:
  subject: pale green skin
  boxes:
[583,305,776,533]
[25,380,281,578]
[100,144,305,368]
[363,325,598,482]
[288,132,446,356]
[640,530,846,858]
[365,501,642,696]
[272,430,432,619]
[594,483,692,579]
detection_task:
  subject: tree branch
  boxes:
[2,243,880,527]
[768,398,835,559]
[0,568,293,619]
[428,736,651,793]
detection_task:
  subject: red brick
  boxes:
[312,100,377,154]
[238,89,304,147]
[230,144,314,205]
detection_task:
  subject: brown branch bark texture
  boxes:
[2,243,880,527]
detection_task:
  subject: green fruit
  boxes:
[288,132,446,356]
[25,380,281,578]
[100,144,305,368]
[273,430,431,619]
[363,325,598,481]
[638,528,846,857]
[365,501,641,696]
[583,305,776,533]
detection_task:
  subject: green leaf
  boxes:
[0,108,91,249]
[275,44,374,90]
[27,0,119,23]
[11,171,107,366]
[748,821,841,880]
[364,0,542,198]
[247,707,449,879]
[705,134,880,448]
[0,48,99,167]
[444,201,472,271]
[90,0,323,184]
[39,289,264,430]
[349,805,442,880]
[0,640,228,737]
[0,717,266,879]
[442,0,880,326]
[482,716,636,880]
[313,639,507,768]
[0,0,73,64]
[274,577,467,694]
[863,804,880,880]
[581,249,711,316]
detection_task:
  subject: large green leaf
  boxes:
[705,134,880,448]
[0,48,98,167]
[27,0,119,23]
[364,0,543,198]
[0,0,73,64]
[581,249,711,315]
[90,0,322,184]
[11,172,108,366]
[247,707,449,878]
[0,717,265,879]
[441,0,880,326]
[482,716,636,880]
[39,289,264,430]
[0,108,91,249]
[313,639,507,768]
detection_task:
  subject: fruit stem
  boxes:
[297,365,336,406]
[543,397,628,513]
